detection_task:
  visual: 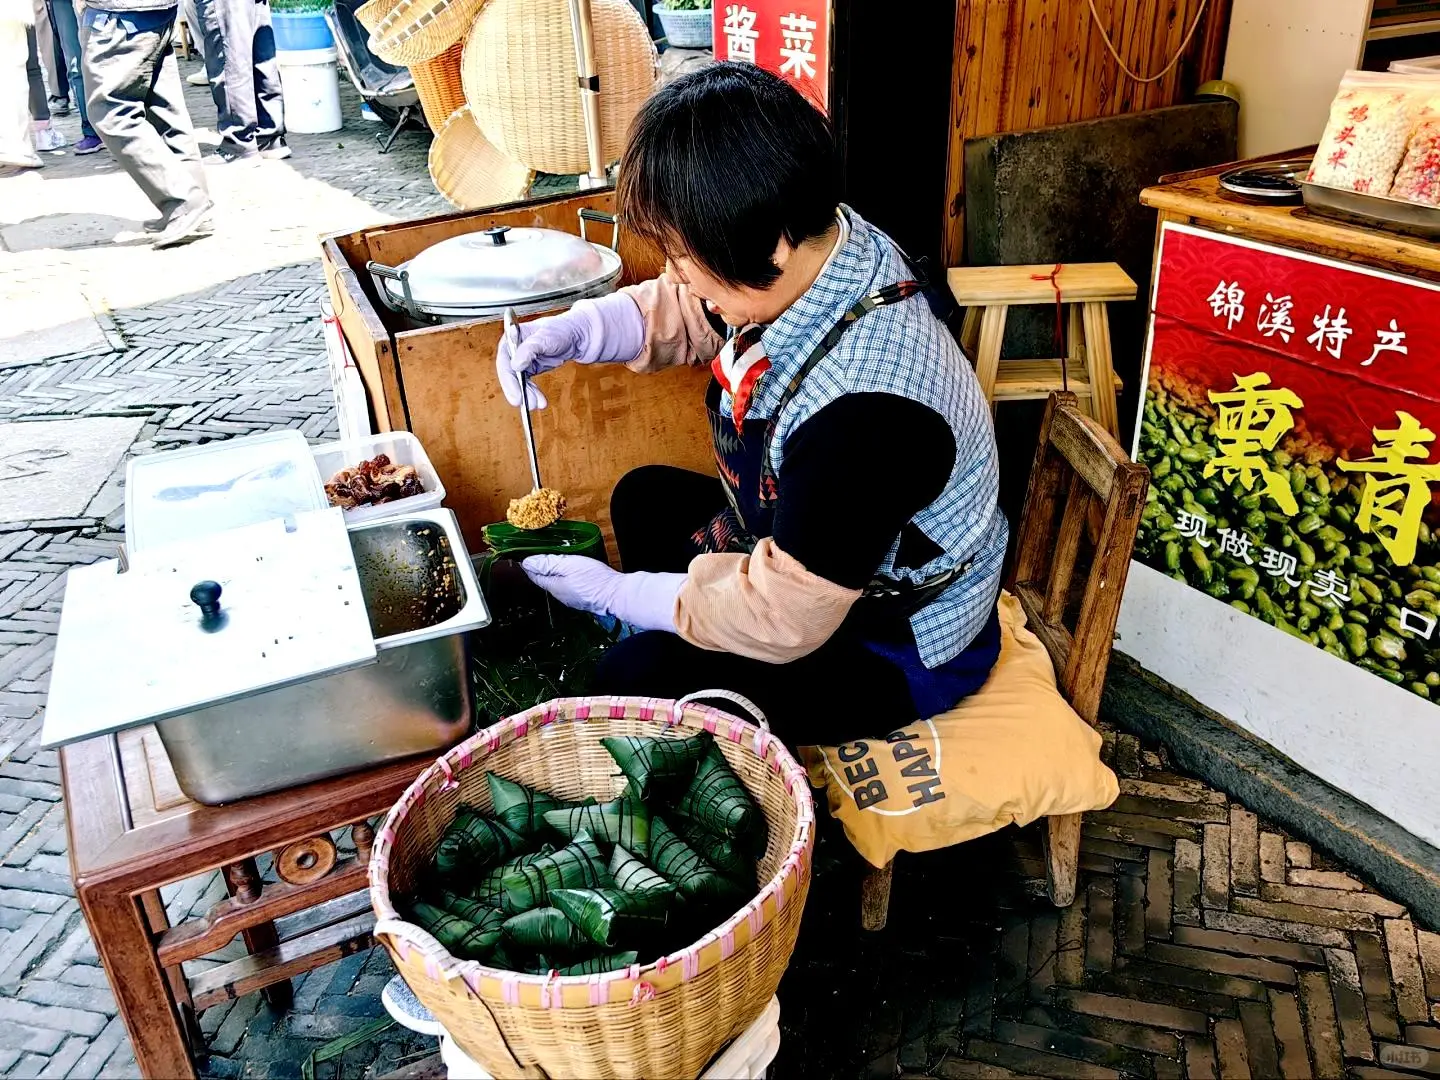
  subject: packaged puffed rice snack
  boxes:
[1389,97,1440,207]
[1307,73,1432,195]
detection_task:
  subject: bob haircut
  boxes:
[617,62,839,291]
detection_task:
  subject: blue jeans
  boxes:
[47,0,95,138]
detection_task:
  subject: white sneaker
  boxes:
[33,126,68,152]
[186,69,210,86]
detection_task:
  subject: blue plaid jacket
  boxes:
[748,207,1007,668]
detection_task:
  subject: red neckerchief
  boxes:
[711,323,769,429]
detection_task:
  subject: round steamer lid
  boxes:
[386,224,623,317]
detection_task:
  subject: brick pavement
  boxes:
[3,56,1440,1080]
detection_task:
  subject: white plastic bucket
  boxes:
[277,46,343,134]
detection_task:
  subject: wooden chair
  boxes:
[860,391,1149,929]
[947,263,1136,437]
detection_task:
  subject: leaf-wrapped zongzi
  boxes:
[436,890,504,925]
[501,907,588,953]
[498,834,610,914]
[552,950,639,976]
[673,814,756,883]
[674,743,766,852]
[434,810,525,878]
[551,887,674,948]
[600,732,713,802]
[409,901,504,960]
[473,845,556,906]
[647,816,749,905]
[609,844,673,894]
[486,773,566,836]
[542,796,651,852]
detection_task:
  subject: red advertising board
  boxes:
[712,1,830,112]
[1134,223,1440,700]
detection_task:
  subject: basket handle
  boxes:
[673,690,770,732]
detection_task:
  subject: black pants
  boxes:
[592,465,916,746]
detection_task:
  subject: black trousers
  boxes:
[592,465,916,746]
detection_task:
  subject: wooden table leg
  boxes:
[223,859,294,1010]
[81,886,198,1080]
[139,891,206,1061]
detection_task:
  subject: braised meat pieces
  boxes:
[326,454,424,510]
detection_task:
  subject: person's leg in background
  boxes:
[198,0,257,158]
[85,7,212,245]
[0,14,41,169]
[31,0,63,111]
[48,0,99,150]
[249,0,282,155]
[180,0,207,84]
[24,23,65,148]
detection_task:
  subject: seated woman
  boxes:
[502,62,1006,747]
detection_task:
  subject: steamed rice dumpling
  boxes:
[436,890,503,925]
[609,845,672,894]
[498,833,610,914]
[435,811,526,877]
[551,887,674,948]
[542,795,651,852]
[410,901,504,960]
[474,845,556,906]
[502,906,588,953]
[600,732,713,802]
[552,951,639,976]
[486,773,567,836]
[648,816,748,905]
[675,743,765,851]
[674,814,756,883]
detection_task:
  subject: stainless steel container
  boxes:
[42,507,491,805]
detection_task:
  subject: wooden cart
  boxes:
[321,190,714,552]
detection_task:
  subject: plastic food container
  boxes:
[1391,56,1440,75]
[125,431,327,555]
[312,430,445,524]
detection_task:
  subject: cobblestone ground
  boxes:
[4,58,1440,1080]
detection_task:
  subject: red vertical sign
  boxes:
[711,1,830,113]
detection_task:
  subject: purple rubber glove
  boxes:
[496,292,647,409]
[522,554,683,633]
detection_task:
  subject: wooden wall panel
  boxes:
[943,0,1231,265]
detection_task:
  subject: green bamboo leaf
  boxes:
[600,731,713,801]
[551,887,674,948]
[542,796,652,852]
[435,890,503,925]
[434,811,526,878]
[473,845,556,905]
[608,845,673,894]
[674,743,766,851]
[647,816,747,905]
[498,834,610,914]
[485,773,567,836]
[552,950,639,976]
[501,907,588,953]
[409,901,504,960]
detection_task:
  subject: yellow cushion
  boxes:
[802,591,1119,868]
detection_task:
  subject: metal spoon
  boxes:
[504,307,543,491]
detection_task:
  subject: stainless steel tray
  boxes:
[1300,181,1440,241]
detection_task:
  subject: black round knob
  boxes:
[484,225,510,246]
[190,581,223,620]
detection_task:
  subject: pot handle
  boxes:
[366,260,424,321]
[578,208,620,251]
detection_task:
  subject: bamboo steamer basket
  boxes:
[368,0,489,66]
[428,107,534,210]
[369,693,815,1079]
[412,41,467,132]
[355,0,400,34]
[462,0,658,175]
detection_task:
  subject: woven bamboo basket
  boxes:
[428,107,533,210]
[355,0,400,34]
[463,0,657,175]
[369,694,815,1080]
[412,40,466,132]
[368,0,488,66]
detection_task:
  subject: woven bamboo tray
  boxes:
[369,694,815,1080]
[428,106,533,210]
[355,0,400,34]
[369,0,489,66]
[463,0,657,175]
[412,40,466,132]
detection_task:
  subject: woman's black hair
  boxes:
[617,62,839,291]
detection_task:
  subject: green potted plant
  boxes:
[655,0,712,49]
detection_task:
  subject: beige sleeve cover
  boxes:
[620,273,726,374]
[673,539,864,664]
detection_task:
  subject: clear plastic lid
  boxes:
[125,431,328,554]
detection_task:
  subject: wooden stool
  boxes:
[947,262,1137,437]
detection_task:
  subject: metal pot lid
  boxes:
[385,225,624,312]
[41,508,377,749]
